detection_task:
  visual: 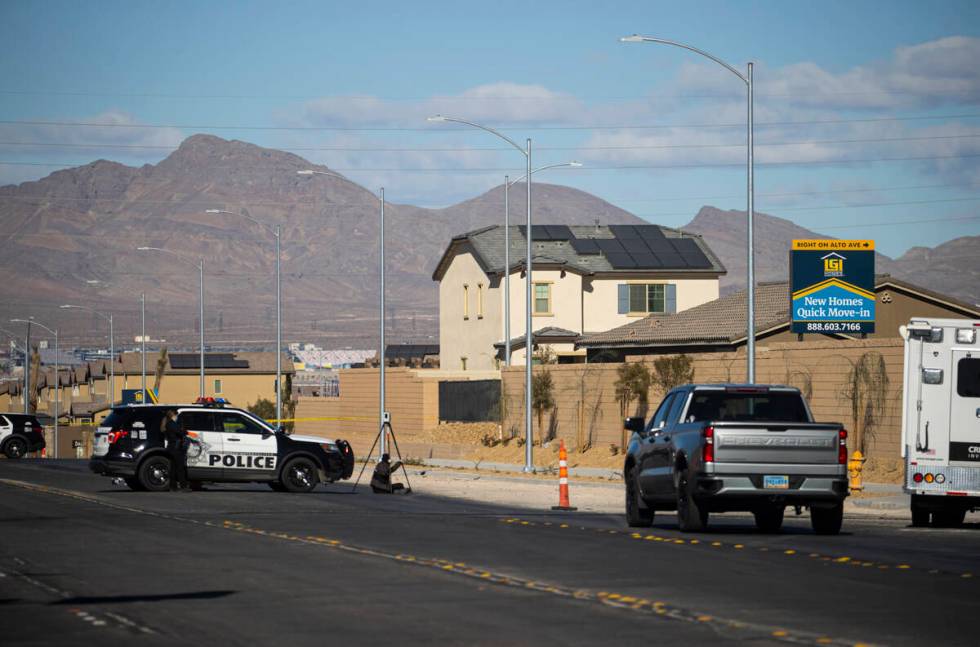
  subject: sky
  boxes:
[0,0,978,258]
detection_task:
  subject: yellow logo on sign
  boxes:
[822,252,845,277]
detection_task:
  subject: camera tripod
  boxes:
[350,419,413,494]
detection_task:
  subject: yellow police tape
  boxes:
[266,416,376,424]
[75,415,375,427]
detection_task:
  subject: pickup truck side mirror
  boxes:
[624,416,646,434]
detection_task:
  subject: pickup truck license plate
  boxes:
[764,475,789,489]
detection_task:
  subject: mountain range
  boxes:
[0,134,974,349]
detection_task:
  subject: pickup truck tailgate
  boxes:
[713,423,842,465]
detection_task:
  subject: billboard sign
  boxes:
[790,240,875,334]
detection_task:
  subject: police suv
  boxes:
[0,412,46,459]
[89,399,354,492]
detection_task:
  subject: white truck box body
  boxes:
[902,317,980,498]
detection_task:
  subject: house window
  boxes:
[214,379,223,394]
[629,284,666,314]
[463,284,469,319]
[461,357,467,371]
[73,385,79,396]
[534,283,551,315]
[477,283,484,319]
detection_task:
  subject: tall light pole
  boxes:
[138,247,206,397]
[205,208,283,423]
[428,115,536,472]
[60,305,114,404]
[141,293,146,395]
[11,318,58,456]
[503,162,582,366]
[621,34,756,383]
[298,170,388,458]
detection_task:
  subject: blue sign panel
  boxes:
[121,388,158,404]
[790,240,876,334]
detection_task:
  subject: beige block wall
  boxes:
[502,338,906,462]
[293,368,462,440]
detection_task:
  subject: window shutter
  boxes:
[666,284,677,314]
[618,284,629,314]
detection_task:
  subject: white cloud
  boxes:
[676,36,980,110]
[296,81,585,127]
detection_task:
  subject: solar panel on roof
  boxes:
[656,252,688,268]
[518,225,554,240]
[544,225,572,240]
[595,238,626,253]
[670,238,713,268]
[609,224,640,239]
[637,226,667,241]
[570,238,600,254]
[628,252,663,269]
[170,354,250,370]
[606,252,637,269]
[620,238,650,253]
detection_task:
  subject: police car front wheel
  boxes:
[281,457,319,493]
[138,455,173,492]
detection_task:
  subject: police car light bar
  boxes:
[194,397,230,407]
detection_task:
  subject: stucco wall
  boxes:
[584,275,720,333]
[439,245,503,371]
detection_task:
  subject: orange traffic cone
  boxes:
[551,439,577,511]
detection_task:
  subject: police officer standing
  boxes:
[162,409,190,491]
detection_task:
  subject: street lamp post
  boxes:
[502,162,582,367]
[428,115,536,472]
[205,209,283,424]
[11,318,58,457]
[138,247,206,397]
[60,305,114,404]
[141,293,146,395]
[297,170,388,458]
[621,34,756,383]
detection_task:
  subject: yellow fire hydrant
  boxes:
[848,450,866,491]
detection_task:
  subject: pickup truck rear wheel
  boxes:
[753,505,785,533]
[676,471,708,532]
[932,508,966,528]
[811,502,844,535]
[625,467,654,527]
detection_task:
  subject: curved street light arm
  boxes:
[508,161,582,187]
[428,115,528,157]
[12,318,55,337]
[205,209,277,236]
[60,304,110,322]
[621,35,748,85]
[137,246,204,269]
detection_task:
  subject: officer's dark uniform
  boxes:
[163,412,189,491]
[370,454,405,493]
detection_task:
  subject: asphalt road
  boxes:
[2,460,979,647]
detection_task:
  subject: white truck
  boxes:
[901,317,980,527]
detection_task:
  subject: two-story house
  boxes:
[432,223,726,370]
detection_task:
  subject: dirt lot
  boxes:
[410,421,626,471]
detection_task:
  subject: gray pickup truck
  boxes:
[623,384,848,534]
